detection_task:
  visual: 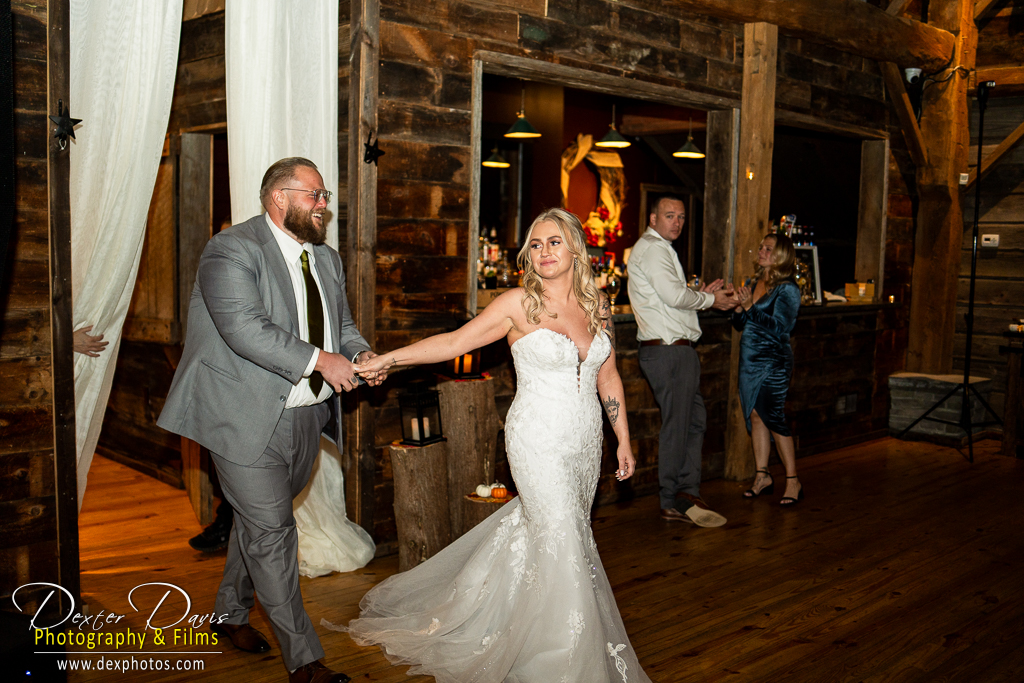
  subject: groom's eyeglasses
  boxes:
[279,188,333,204]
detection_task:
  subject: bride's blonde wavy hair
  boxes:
[516,208,603,335]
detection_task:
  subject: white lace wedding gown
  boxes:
[337,328,651,683]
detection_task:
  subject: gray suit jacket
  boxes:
[157,214,370,465]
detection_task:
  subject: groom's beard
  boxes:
[284,203,327,245]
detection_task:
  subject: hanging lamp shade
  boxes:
[595,104,630,149]
[482,148,511,168]
[673,137,705,159]
[505,85,541,139]
[673,117,705,159]
[504,113,541,139]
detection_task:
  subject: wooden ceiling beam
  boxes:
[974,0,1002,20]
[971,65,1024,95]
[665,0,954,71]
[966,118,1024,189]
[620,115,706,136]
[880,62,928,167]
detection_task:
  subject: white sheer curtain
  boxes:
[224,0,339,248]
[70,0,183,506]
[225,1,374,572]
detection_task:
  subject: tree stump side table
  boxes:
[390,440,451,572]
[438,377,500,538]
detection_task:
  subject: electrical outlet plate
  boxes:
[959,173,970,185]
[981,234,1000,248]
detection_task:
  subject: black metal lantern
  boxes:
[447,348,483,379]
[399,380,444,446]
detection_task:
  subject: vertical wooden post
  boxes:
[855,138,890,291]
[723,22,777,482]
[345,0,379,532]
[906,0,976,373]
[703,108,740,282]
[177,132,213,341]
[47,0,79,608]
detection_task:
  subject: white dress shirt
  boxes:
[266,213,335,407]
[627,227,714,344]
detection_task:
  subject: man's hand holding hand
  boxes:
[315,351,360,392]
[711,286,739,310]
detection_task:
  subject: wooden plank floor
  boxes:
[66,438,1024,683]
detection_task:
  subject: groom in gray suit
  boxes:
[159,158,381,683]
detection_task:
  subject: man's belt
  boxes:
[639,339,693,347]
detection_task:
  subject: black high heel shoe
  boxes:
[743,469,774,498]
[780,476,803,507]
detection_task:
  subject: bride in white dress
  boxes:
[338,208,652,683]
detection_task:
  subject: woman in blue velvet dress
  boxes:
[732,232,803,506]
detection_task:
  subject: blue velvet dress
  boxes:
[730,280,801,435]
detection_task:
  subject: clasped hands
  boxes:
[315,350,388,392]
[701,279,753,311]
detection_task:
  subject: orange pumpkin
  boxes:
[491,485,508,499]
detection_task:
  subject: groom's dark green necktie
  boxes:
[299,251,325,396]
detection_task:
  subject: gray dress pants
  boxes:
[638,344,706,510]
[211,401,330,672]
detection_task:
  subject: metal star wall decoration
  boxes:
[48,99,82,150]
[363,131,385,165]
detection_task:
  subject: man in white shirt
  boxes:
[627,194,736,527]
[159,158,382,683]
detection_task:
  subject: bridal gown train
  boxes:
[337,327,652,683]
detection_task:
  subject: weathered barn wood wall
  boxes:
[956,96,1024,418]
[0,0,75,617]
[95,2,910,547]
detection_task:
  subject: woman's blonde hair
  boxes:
[516,208,603,335]
[753,232,797,290]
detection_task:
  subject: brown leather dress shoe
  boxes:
[210,622,271,653]
[675,493,727,527]
[660,506,687,522]
[289,660,351,683]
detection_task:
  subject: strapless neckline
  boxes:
[511,327,601,363]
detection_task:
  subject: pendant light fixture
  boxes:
[482,147,510,168]
[673,117,705,159]
[595,104,630,149]
[504,85,541,139]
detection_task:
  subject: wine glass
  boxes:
[606,273,621,306]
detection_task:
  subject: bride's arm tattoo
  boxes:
[602,395,620,426]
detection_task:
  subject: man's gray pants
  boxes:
[638,344,706,511]
[211,401,330,672]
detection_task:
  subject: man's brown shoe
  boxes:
[210,623,271,653]
[289,660,351,683]
[675,493,727,527]
[660,506,688,522]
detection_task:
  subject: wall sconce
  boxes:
[447,348,483,379]
[398,381,444,446]
[504,86,541,139]
[595,103,630,149]
[482,148,510,168]
[672,117,705,159]
[747,169,755,180]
